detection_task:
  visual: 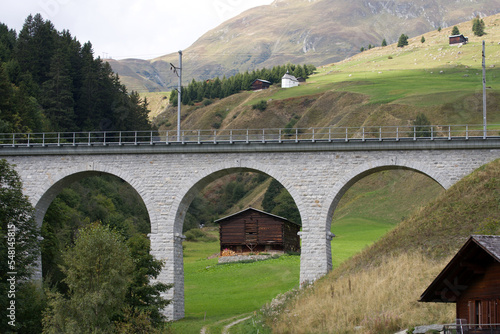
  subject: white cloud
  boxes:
[0,0,273,60]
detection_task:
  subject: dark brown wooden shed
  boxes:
[250,79,271,91]
[420,235,500,332]
[216,208,300,254]
[449,34,468,45]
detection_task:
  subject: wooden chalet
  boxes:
[449,34,468,45]
[250,79,271,91]
[420,235,500,332]
[215,208,300,254]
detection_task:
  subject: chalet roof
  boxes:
[251,79,271,84]
[214,207,300,226]
[282,72,298,82]
[419,235,500,303]
[449,34,467,38]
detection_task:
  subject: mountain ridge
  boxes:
[110,0,500,92]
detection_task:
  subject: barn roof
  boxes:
[251,79,271,84]
[214,207,300,226]
[419,235,500,303]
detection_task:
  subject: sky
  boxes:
[0,0,274,60]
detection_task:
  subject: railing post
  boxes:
[345,127,348,142]
[262,129,265,143]
[42,133,45,146]
[379,127,382,141]
[396,127,399,141]
[150,131,153,145]
[312,128,315,143]
[27,133,30,147]
[466,125,469,140]
[12,133,15,147]
[362,127,365,142]
[73,132,76,146]
[413,127,416,141]
[166,131,169,145]
[328,128,332,142]
[134,131,138,145]
[119,132,122,145]
[88,132,91,146]
[295,128,298,143]
[246,129,249,143]
[279,129,282,143]
[448,126,451,140]
[230,130,233,144]
[431,126,434,140]
[181,131,185,144]
[214,130,217,144]
[103,132,106,146]
[198,130,201,144]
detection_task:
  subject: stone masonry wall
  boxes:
[3,147,500,320]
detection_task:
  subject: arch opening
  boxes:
[174,167,303,323]
[325,166,445,268]
[38,171,151,291]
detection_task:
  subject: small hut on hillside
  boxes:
[216,208,300,254]
[449,34,468,45]
[420,235,500,332]
[250,79,271,91]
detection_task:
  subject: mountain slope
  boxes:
[151,13,500,135]
[112,0,500,92]
[266,158,500,333]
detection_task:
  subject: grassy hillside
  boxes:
[114,0,500,92]
[151,13,500,133]
[263,159,500,334]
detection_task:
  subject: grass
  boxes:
[169,216,395,333]
[267,159,500,333]
[170,167,444,333]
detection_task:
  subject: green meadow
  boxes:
[170,217,394,333]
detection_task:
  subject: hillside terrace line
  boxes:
[2,123,500,320]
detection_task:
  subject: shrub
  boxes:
[185,229,217,242]
[252,100,267,111]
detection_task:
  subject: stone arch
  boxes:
[171,162,305,236]
[323,159,449,236]
[32,165,154,230]
[160,161,305,320]
[28,165,154,282]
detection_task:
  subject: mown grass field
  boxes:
[170,217,394,333]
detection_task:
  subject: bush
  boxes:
[185,229,217,242]
[252,100,267,111]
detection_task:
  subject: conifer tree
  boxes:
[397,34,409,47]
[472,16,486,36]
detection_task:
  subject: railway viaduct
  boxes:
[2,131,500,320]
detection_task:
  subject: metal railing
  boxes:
[444,323,500,333]
[0,124,499,148]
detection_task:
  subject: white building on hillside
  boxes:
[282,71,299,88]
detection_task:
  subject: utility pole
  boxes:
[482,41,487,138]
[170,50,183,141]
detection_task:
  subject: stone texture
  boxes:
[3,145,500,320]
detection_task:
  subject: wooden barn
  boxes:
[449,34,468,45]
[250,79,271,91]
[420,235,500,332]
[216,208,300,254]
